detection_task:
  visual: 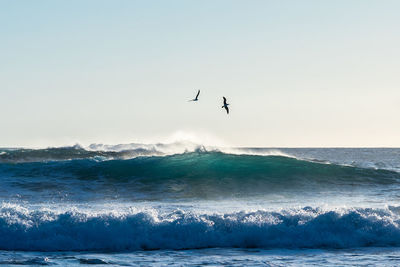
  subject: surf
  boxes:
[1,204,400,251]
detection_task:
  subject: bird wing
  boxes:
[223,97,227,105]
[196,90,200,99]
[225,105,229,114]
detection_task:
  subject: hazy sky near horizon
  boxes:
[1,0,400,147]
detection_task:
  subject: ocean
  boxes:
[1,144,400,266]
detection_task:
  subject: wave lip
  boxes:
[0,206,400,251]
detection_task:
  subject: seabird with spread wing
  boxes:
[222,97,229,114]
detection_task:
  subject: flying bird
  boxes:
[222,97,229,114]
[189,90,200,102]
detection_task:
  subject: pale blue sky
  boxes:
[1,0,400,147]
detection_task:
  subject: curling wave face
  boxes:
[1,204,400,251]
[0,145,400,201]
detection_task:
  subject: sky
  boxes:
[1,0,400,147]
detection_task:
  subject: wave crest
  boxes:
[0,142,298,163]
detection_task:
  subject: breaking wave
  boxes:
[0,147,399,200]
[1,205,400,251]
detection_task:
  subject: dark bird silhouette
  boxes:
[222,97,229,114]
[189,90,200,102]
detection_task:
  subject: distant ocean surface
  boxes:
[1,143,400,266]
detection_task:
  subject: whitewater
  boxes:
[1,143,400,266]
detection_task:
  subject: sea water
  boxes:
[0,144,400,266]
